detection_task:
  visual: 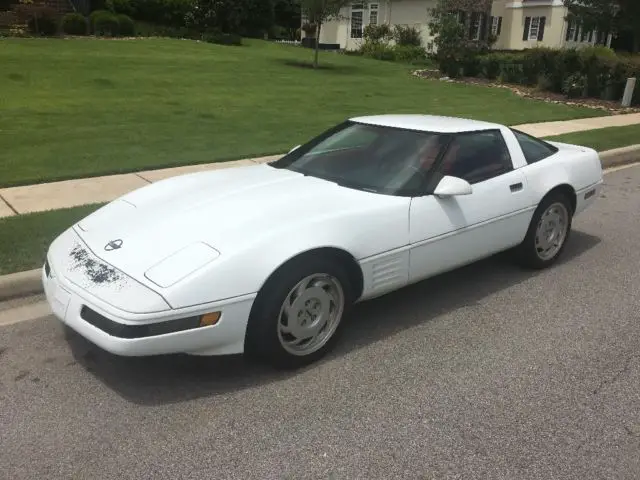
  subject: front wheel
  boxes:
[514,192,573,269]
[244,255,354,369]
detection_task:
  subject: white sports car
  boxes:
[43,115,603,368]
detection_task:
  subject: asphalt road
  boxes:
[1,165,639,480]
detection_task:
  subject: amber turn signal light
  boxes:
[199,312,221,327]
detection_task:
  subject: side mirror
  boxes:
[433,175,472,198]
[289,145,301,154]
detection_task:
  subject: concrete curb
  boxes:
[599,144,640,169]
[0,269,42,302]
[1,146,639,303]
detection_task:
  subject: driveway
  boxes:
[1,165,639,480]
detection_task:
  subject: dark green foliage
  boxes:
[201,31,242,45]
[90,10,119,36]
[116,13,135,35]
[473,47,640,106]
[61,12,89,35]
[393,25,422,47]
[26,7,58,36]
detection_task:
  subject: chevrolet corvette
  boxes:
[43,115,604,368]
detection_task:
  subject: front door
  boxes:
[409,130,535,283]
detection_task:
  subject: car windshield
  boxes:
[269,121,448,195]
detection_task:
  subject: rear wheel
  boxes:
[244,255,354,369]
[514,192,573,269]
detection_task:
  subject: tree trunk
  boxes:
[313,22,322,68]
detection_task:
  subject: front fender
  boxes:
[163,205,409,309]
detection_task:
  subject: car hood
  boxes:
[73,164,403,288]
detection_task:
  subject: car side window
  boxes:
[438,130,513,184]
[511,128,558,164]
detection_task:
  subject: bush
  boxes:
[116,13,135,35]
[106,0,136,16]
[363,24,392,43]
[393,45,427,64]
[393,24,421,47]
[361,42,396,61]
[521,47,559,85]
[469,47,640,105]
[479,54,501,80]
[61,12,88,35]
[563,73,587,98]
[25,7,58,36]
[90,10,119,36]
[201,31,242,46]
[130,0,193,27]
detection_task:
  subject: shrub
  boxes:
[130,0,193,27]
[361,42,396,61]
[201,31,242,46]
[25,7,58,36]
[363,23,391,43]
[90,10,119,36]
[563,73,587,98]
[106,0,136,16]
[393,24,421,47]
[393,45,427,64]
[479,54,501,80]
[61,12,88,35]
[521,47,559,85]
[116,13,135,35]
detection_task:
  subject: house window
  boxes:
[351,3,364,38]
[369,3,379,26]
[523,16,546,41]
[529,17,541,40]
[491,15,502,36]
[566,20,577,42]
[470,12,481,40]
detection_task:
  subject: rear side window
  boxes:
[511,128,558,164]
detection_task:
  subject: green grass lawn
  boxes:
[0,204,103,275]
[545,124,640,152]
[0,37,607,187]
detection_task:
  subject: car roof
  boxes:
[349,114,504,134]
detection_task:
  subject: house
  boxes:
[304,0,612,51]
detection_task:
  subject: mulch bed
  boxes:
[413,68,640,115]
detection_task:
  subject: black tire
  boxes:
[244,254,355,369]
[514,191,573,269]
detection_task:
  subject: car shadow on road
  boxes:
[64,230,601,406]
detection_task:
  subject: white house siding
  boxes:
[308,0,611,52]
[313,0,436,51]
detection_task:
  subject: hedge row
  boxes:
[23,10,135,36]
[456,46,640,106]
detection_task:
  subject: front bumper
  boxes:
[43,240,255,357]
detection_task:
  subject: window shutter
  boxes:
[480,13,488,40]
[497,17,502,35]
[537,17,546,41]
[523,16,531,41]
[469,12,477,39]
[565,21,572,41]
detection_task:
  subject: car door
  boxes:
[408,129,535,283]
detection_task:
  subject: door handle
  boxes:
[510,182,523,193]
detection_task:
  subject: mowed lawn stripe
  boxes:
[0,37,606,187]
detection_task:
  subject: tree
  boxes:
[274,0,301,39]
[427,0,495,77]
[298,0,350,68]
[564,0,640,52]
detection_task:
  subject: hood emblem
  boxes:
[104,239,123,251]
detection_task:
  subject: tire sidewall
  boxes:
[520,192,573,269]
[244,255,354,369]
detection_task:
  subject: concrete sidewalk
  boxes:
[2,113,640,219]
